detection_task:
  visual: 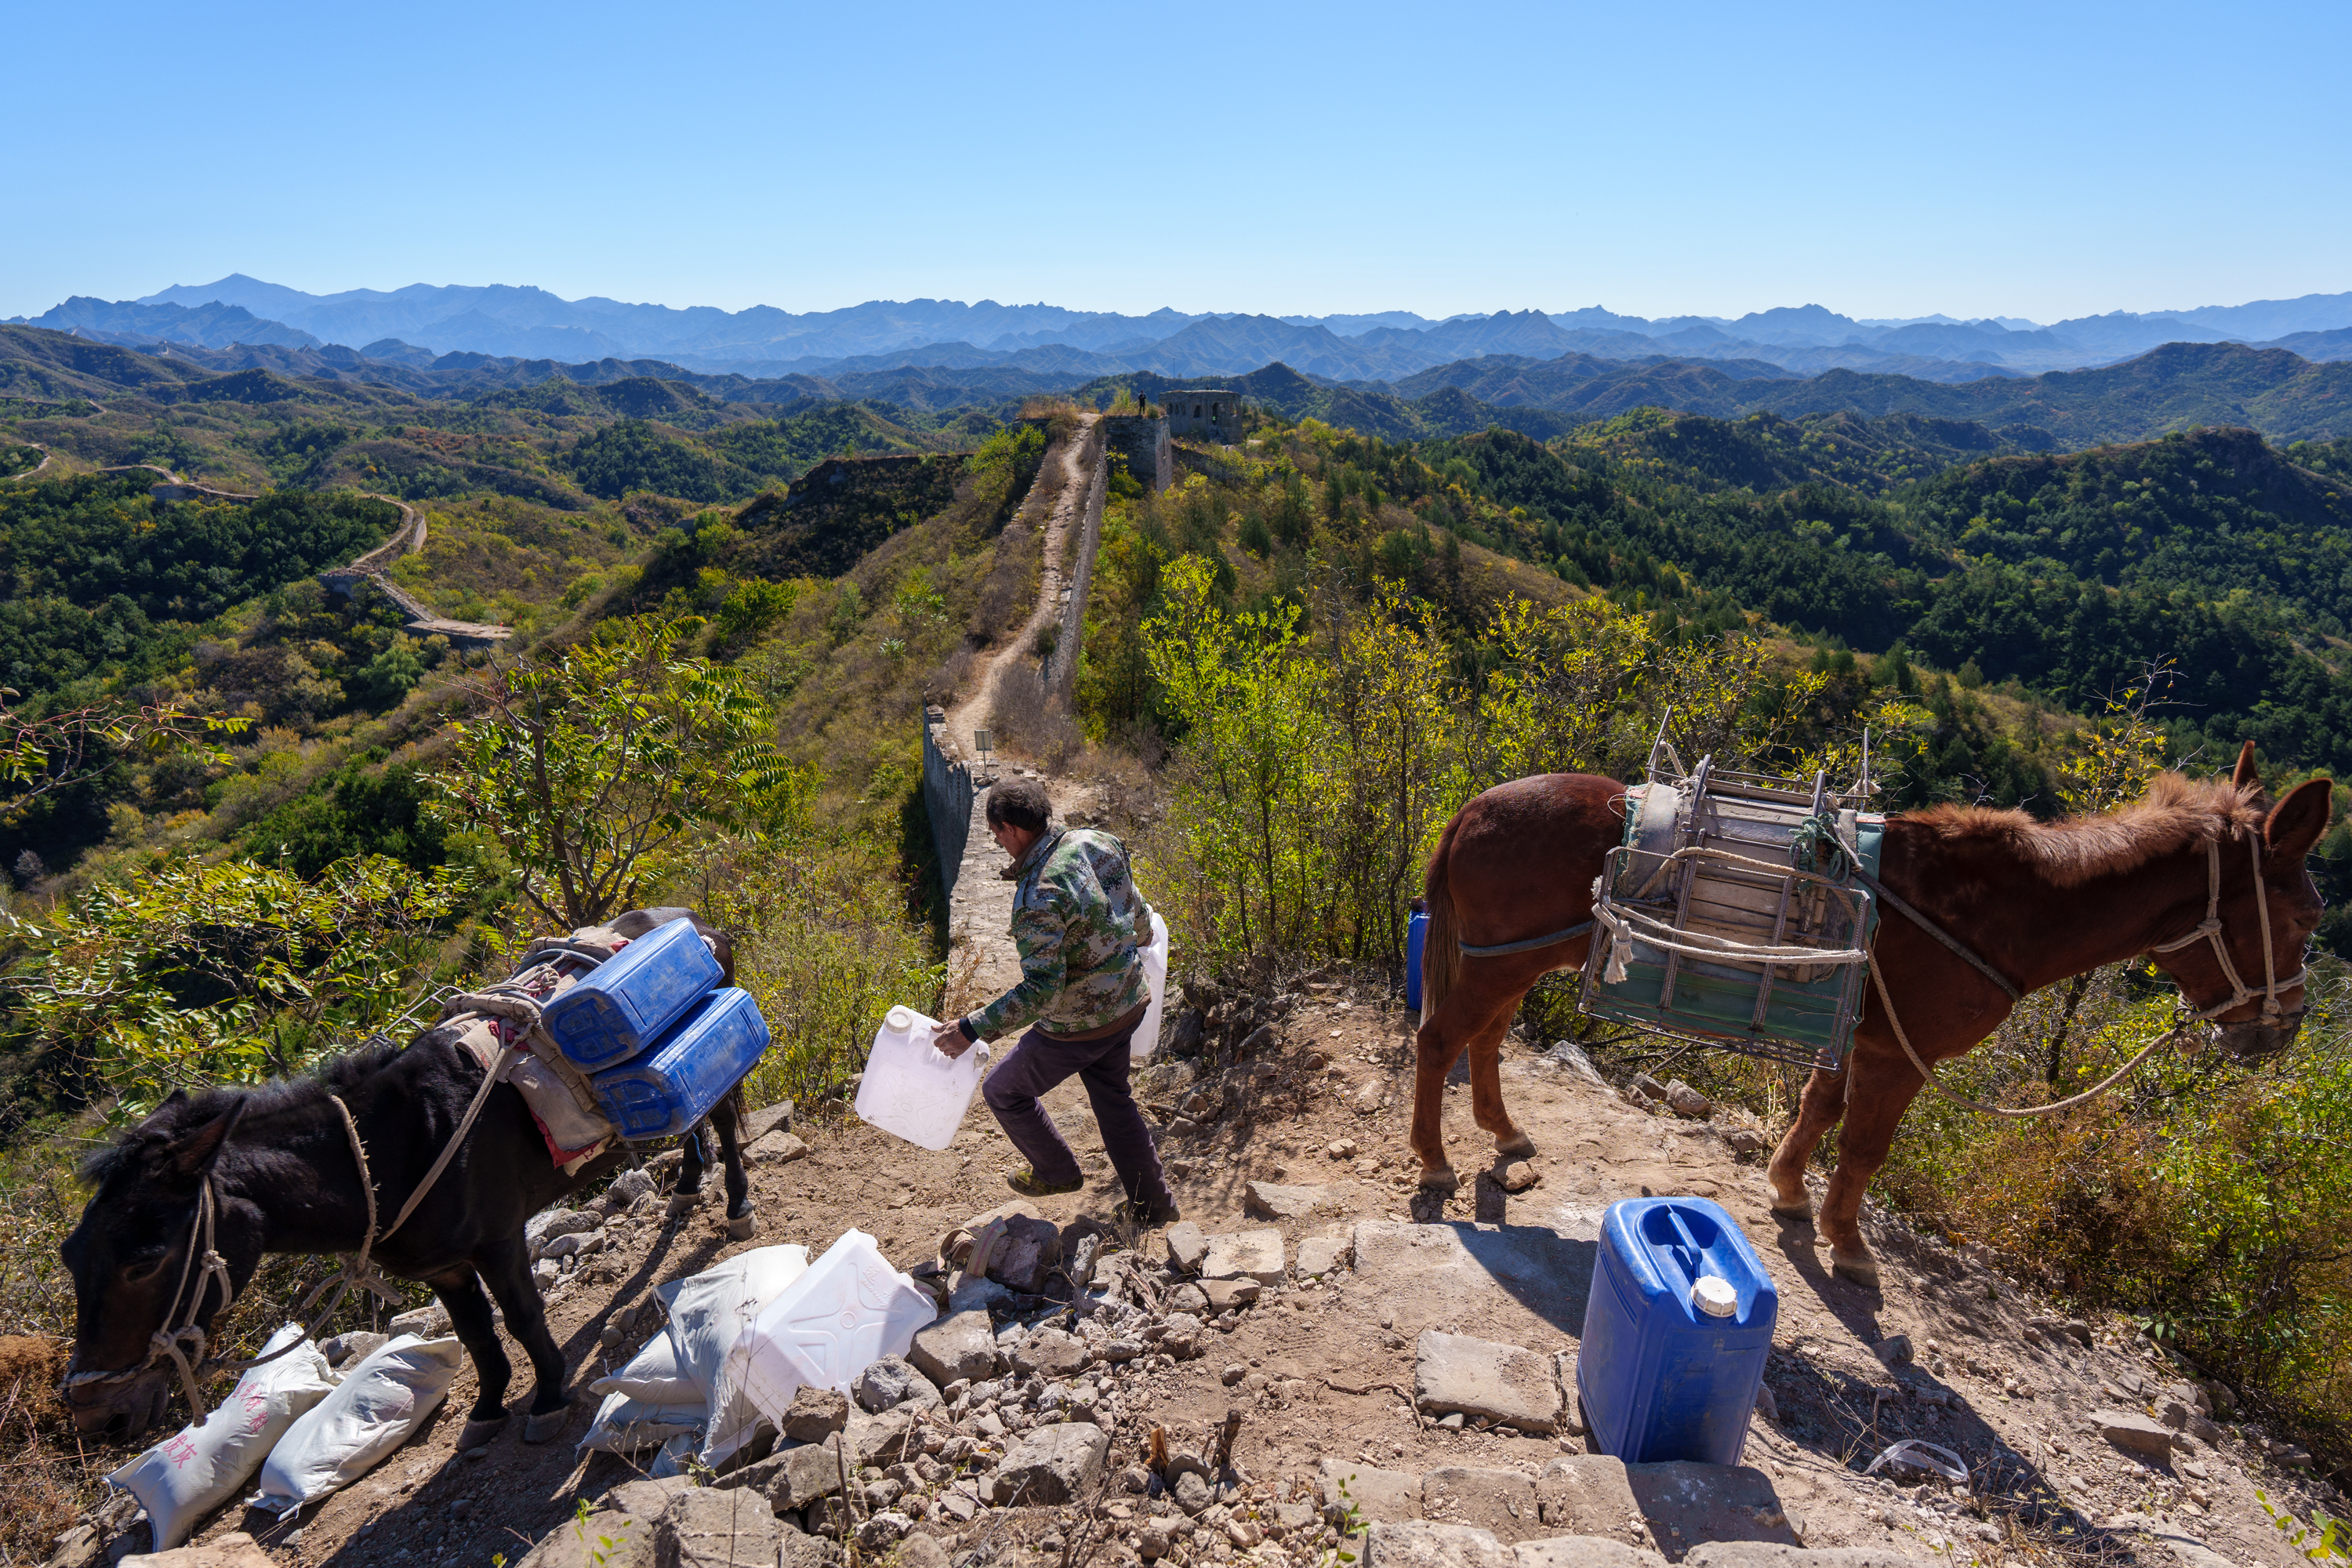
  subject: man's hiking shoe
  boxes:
[1006,1168,1083,1198]
[1119,1197,1181,1227]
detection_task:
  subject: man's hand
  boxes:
[932,1018,974,1058]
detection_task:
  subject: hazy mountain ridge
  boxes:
[12,277,2347,383]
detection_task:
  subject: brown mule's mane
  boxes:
[1900,773,2264,890]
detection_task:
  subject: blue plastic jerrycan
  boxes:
[543,916,724,1070]
[1578,1195,1777,1466]
[1405,907,1429,1011]
[590,986,773,1140]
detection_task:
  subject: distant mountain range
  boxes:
[6,318,2344,452]
[11,278,2352,387]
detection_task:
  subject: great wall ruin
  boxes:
[924,412,1173,1015]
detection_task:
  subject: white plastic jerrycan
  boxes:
[1134,911,1171,1063]
[737,1229,935,1433]
[855,1005,988,1151]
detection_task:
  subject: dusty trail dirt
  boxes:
[158,988,2339,1568]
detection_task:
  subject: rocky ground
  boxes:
[63,986,2345,1568]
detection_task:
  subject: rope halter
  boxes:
[2147,829,2306,1024]
[59,1096,403,1419]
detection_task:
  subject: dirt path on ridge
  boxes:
[942,412,1097,767]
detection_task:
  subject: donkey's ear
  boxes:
[2232,741,2261,791]
[161,1102,245,1184]
[2266,778,2333,866]
[131,1089,191,1142]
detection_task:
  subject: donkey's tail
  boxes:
[1421,815,1463,1025]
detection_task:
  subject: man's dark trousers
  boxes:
[982,1011,1171,1210]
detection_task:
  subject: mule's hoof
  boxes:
[666,1192,701,1219]
[457,1414,508,1449]
[1497,1132,1538,1160]
[1417,1167,1460,1195]
[521,1402,572,1444]
[1769,1202,1815,1227]
[725,1211,757,1240]
[1830,1248,1882,1288]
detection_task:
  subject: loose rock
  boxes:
[1166,1221,1208,1273]
[910,1310,1000,1386]
[855,1356,941,1414]
[746,1131,810,1164]
[2092,1410,2180,1457]
[989,1422,1111,1505]
[782,1386,851,1443]
[1663,1080,1712,1119]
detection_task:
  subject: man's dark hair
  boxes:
[985,778,1052,834]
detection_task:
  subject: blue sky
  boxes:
[7,0,2345,325]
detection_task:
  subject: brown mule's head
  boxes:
[58,1094,253,1443]
[2147,743,2330,1062]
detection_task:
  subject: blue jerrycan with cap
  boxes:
[590,986,773,1140]
[543,916,724,1070]
[1579,1195,1777,1465]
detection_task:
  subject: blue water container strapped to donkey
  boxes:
[543,916,725,1070]
[1578,739,1885,1072]
[1580,1196,1777,1466]
[591,986,772,1140]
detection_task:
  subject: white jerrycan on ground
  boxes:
[737,1229,935,1434]
[855,1006,988,1150]
[1134,911,1171,1063]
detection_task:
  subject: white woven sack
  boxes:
[652,1243,808,1467]
[577,1389,706,1454]
[589,1330,693,1403]
[107,1323,336,1548]
[249,1334,464,1515]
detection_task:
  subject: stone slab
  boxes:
[1297,1234,1352,1276]
[1345,1221,1594,1341]
[1416,1330,1565,1434]
[1537,1456,1640,1537]
[1423,1467,1542,1542]
[1624,1464,1802,1558]
[657,1486,783,1568]
[122,1536,279,1568]
[1247,1181,1338,1220]
[1367,1522,1513,1568]
[1318,1459,1425,1523]
[1682,1550,1926,1568]
[1203,1228,1287,1284]
[1515,1539,1671,1568]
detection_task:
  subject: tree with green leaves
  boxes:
[6,854,470,1110]
[430,616,807,928]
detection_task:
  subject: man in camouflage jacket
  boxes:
[934,778,1174,1222]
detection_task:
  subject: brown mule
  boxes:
[1412,746,2330,1286]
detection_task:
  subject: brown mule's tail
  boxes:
[1421,819,1462,1023]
